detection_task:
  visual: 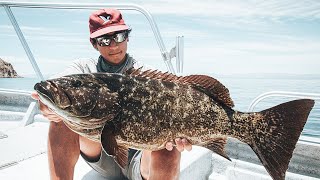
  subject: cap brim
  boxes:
[90,25,129,38]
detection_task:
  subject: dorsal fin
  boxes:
[125,66,143,76]
[125,68,234,107]
[180,75,234,107]
[125,67,179,81]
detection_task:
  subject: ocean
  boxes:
[0,74,319,138]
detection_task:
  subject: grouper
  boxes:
[34,68,315,180]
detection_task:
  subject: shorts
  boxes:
[81,149,143,180]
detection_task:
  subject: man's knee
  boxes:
[143,149,181,180]
[79,135,101,161]
[152,148,180,163]
[151,148,181,172]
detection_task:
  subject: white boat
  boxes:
[0,2,319,180]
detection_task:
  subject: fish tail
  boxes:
[248,99,314,180]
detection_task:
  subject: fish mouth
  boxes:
[34,80,94,119]
[34,81,55,103]
[34,81,77,121]
[34,81,71,109]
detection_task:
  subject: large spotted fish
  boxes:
[34,68,314,180]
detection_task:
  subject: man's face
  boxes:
[95,31,128,64]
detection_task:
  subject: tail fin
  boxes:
[249,99,314,180]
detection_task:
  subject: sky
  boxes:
[1,0,320,77]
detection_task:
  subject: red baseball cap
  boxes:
[89,8,129,38]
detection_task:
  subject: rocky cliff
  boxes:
[0,58,20,78]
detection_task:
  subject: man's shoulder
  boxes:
[124,55,144,71]
[66,58,98,74]
[128,55,155,71]
[133,61,156,71]
[50,58,98,78]
[73,58,98,67]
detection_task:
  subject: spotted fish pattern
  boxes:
[34,68,314,180]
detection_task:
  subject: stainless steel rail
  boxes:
[3,5,44,80]
[248,91,320,111]
[0,1,177,75]
[0,88,32,96]
[176,36,184,74]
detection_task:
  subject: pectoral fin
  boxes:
[101,123,129,169]
[205,137,231,161]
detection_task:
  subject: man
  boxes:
[31,8,192,180]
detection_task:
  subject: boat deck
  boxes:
[0,122,98,180]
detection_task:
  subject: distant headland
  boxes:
[0,58,20,78]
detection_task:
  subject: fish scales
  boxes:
[115,76,230,149]
[34,69,315,180]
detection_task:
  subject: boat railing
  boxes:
[0,88,32,96]
[0,88,37,127]
[248,91,320,144]
[0,1,184,78]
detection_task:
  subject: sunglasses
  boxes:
[96,31,128,46]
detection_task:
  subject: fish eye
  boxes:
[73,80,82,87]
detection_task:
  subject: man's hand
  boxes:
[31,91,62,123]
[165,138,192,152]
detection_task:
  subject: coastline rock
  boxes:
[0,58,20,78]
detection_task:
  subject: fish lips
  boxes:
[34,82,55,102]
[34,81,71,109]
